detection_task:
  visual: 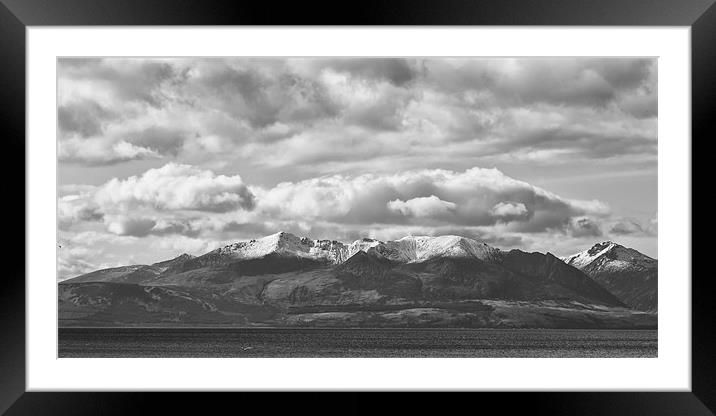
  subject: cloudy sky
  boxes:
[57,57,657,280]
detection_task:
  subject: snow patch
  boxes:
[562,241,616,269]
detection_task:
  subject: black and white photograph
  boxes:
[57,57,658,358]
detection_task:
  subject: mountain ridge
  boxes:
[186,231,504,267]
[59,232,656,328]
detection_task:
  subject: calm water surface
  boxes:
[58,328,657,358]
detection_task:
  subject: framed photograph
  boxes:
[4,0,712,414]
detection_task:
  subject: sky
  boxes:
[57,57,657,280]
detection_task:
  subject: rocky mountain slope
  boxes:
[59,232,656,328]
[65,253,196,284]
[563,242,657,312]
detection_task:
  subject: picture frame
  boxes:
[2,0,712,414]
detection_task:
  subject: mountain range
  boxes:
[59,232,657,329]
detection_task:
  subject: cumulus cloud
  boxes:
[256,167,609,233]
[490,202,529,221]
[568,217,603,238]
[57,164,257,239]
[387,195,457,218]
[59,164,613,245]
[94,163,255,212]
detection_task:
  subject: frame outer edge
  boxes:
[3,0,713,414]
[691,0,716,413]
[0,0,714,25]
[0,1,27,415]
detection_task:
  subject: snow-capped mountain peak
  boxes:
[561,241,657,311]
[562,241,655,271]
[215,231,349,263]
[212,232,501,265]
[562,241,617,269]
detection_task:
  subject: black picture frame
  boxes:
[1,0,712,414]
